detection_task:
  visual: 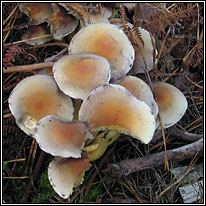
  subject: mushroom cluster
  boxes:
[19,3,113,45]
[9,6,188,200]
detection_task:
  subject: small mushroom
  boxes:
[9,74,74,136]
[79,84,156,144]
[21,24,53,46]
[34,115,94,158]
[53,54,111,100]
[19,3,53,25]
[114,75,159,118]
[48,3,79,40]
[68,23,135,81]
[48,157,90,199]
[153,82,188,128]
[87,7,112,24]
[132,27,157,74]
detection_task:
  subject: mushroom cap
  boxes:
[79,84,156,144]
[153,82,188,128]
[21,24,53,46]
[48,157,90,199]
[68,23,135,81]
[49,3,79,40]
[35,115,93,158]
[114,75,159,118]
[132,27,157,74]
[9,74,74,136]
[87,7,111,24]
[53,54,111,100]
[19,3,53,25]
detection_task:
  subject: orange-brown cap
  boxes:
[132,27,157,74]
[48,3,79,40]
[68,23,135,81]
[53,54,111,100]
[79,84,156,144]
[35,115,93,158]
[114,75,159,118]
[9,75,74,136]
[48,157,90,199]
[153,82,188,128]
[21,24,53,46]
[19,3,53,25]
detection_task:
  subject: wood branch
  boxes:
[151,127,203,143]
[44,47,68,62]
[169,127,203,143]
[103,138,203,177]
[3,62,54,73]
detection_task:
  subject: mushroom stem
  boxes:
[85,130,120,161]
[3,62,54,73]
[72,99,83,120]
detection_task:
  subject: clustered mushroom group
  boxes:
[9,3,188,200]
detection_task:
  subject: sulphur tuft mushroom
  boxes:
[153,81,188,129]
[79,84,156,144]
[19,3,53,25]
[68,23,135,81]
[9,74,74,137]
[114,75,159,118]
[48,157,90,199]
[48,3,79,40]
[53,54,111,100]
[34,115,94,158]
[21,24,53,46]
[132,27,157,74]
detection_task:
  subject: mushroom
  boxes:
[68,23,135,81]
[48,3,79,40]
[153,81,188,128]
[48,157,90,199]
[86,6,113,24]
[21,24,53,46]
[53,54,111,100]
[83,130,120,161]
[114,75,159,118]
[109,20,157,75]
[19,3,53,25]
[131,27,157,74]
[34,115,94,158]
[9,74,74,136]
[79,84,156,144]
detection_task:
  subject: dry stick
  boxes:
[3,62,54,73]
[44,47,69,62]
[157,113,169,171]
[105,138,203,177]
[3,3,19,26]
[170,127,203,143]
[20,150,46,203]
[30,140,38,171]
[25,139,36,174]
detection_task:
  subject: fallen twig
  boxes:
[44,47,69,62]
[170,127,203,143]
[103,138,203,177]
[3,62,54,73]
[151,127,202,143]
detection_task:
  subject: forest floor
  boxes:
[2,3,204,204]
